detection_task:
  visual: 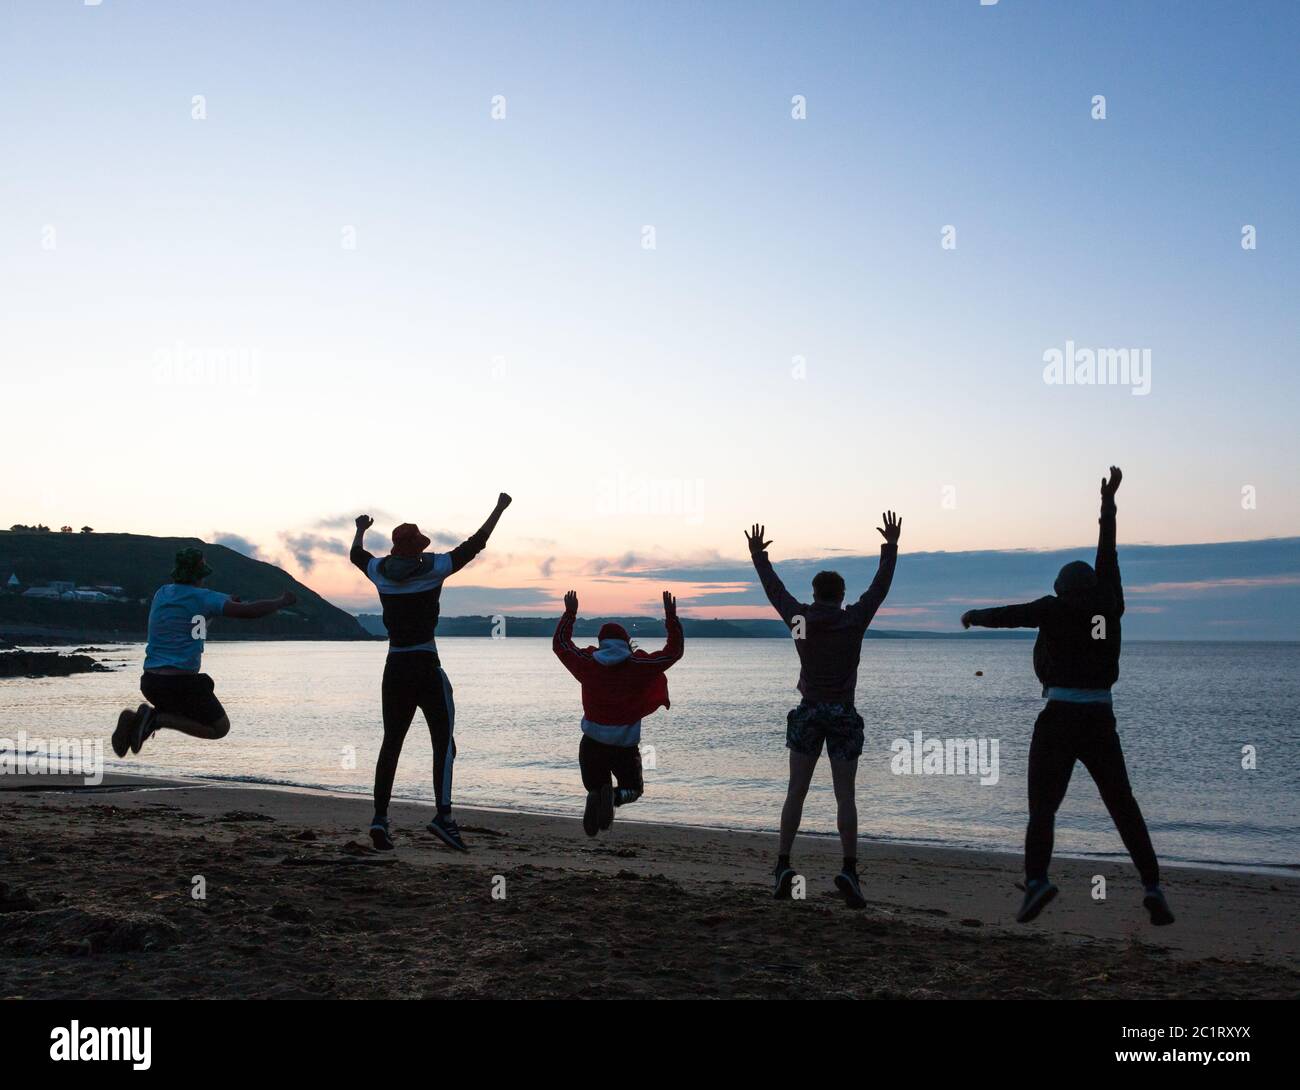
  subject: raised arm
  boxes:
[448,493,512,574]
[350,514,374,572]
[640,591,685,667]
[849,511,901,626]
[1096,466,1124,615]
[224,590,296,620]
[746,524,802,627]
[553,589,592,681]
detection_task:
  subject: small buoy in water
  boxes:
[974,670,984,677]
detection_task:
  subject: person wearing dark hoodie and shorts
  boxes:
[962,468,1174,927]
[747,512,901,909]
[553,589,683,836]
[351,494,511,852]
[112,547,297,757]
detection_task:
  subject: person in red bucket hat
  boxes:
[350,493,512,852]
[389,523,431,557]
[553,589,684,837]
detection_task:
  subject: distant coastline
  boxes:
[354,614,1035,640]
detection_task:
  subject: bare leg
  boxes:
[829,757,859,859]
[778,750,819,857]
[154,713,230,740]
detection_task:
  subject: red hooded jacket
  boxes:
[553,610,684,727]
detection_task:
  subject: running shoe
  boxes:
[613,787,641,807]
[834,868,867,909]
[1016,878,1059,923]
[369,817,395,851]
[1143,886,1175,926]
[111,708,136,758]
[122,702,155,754]
[427,813,468,852]
[582,790,600,837]
[129,704,156,755]
[773,862,796,900]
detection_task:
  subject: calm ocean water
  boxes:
[3,638,1297,870]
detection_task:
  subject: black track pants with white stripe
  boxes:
[375,651,455,817]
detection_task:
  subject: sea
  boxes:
[2,638,1296,872]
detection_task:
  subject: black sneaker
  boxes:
[834,868,867,909]
[1016,879,1059,923]
[596,784,614,831]
[582,791,600,837]
[111,708,136,758]
[427,813,468,852]
[129,704,157,755]
[613,787,641,807]
[1143,887,1175,926]
[369,817,394,851]
[773,862,796,900]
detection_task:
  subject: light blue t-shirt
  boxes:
[143,583,231,672]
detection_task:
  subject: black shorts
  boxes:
[140,671,227,726]
[786,701,865,762]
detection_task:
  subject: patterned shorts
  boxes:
[786,701,865,762]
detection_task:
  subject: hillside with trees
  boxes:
[0,530,370,643]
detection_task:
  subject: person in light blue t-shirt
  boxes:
[112,547,297,759]
[143,582,232,672]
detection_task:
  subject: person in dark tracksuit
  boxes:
[351,494,511,852]
[962,467,1174,926]
[553,590,683,837]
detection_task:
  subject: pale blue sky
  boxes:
[2,0,1297,617]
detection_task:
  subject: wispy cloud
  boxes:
[280,532,346,573]
[625,538,1300,639]
[212,531,265,561]
[339,585,557,615]
[1127,575,1300,596]
[315,510,396,531]
[582,552,651,576]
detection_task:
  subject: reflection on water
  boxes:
[3,637,1296,869]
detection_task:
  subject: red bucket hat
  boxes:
[391,523,431,558]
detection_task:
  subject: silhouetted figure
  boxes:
[748,512,901,909]
[553,590,683,836]
[351,494,512,852]
[113,547,296,757]
[962,468,1173,926]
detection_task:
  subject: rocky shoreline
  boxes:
[0,651,112,680]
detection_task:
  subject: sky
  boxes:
[2,1,1297,631]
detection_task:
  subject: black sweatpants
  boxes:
[375,651,455,818]
[579,735,644,795]
[1025,701,1159,887]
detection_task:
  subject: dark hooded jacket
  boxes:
[965,498,1123,692]
[751,543,899,706]
[351,531,488,649]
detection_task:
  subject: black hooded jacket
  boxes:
[351,531,487,649]
[965,498,1123,692]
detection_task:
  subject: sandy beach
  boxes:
[1,773,1295,1000]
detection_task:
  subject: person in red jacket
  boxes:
[553,589,684,836]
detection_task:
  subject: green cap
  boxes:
[171,547,213,584]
